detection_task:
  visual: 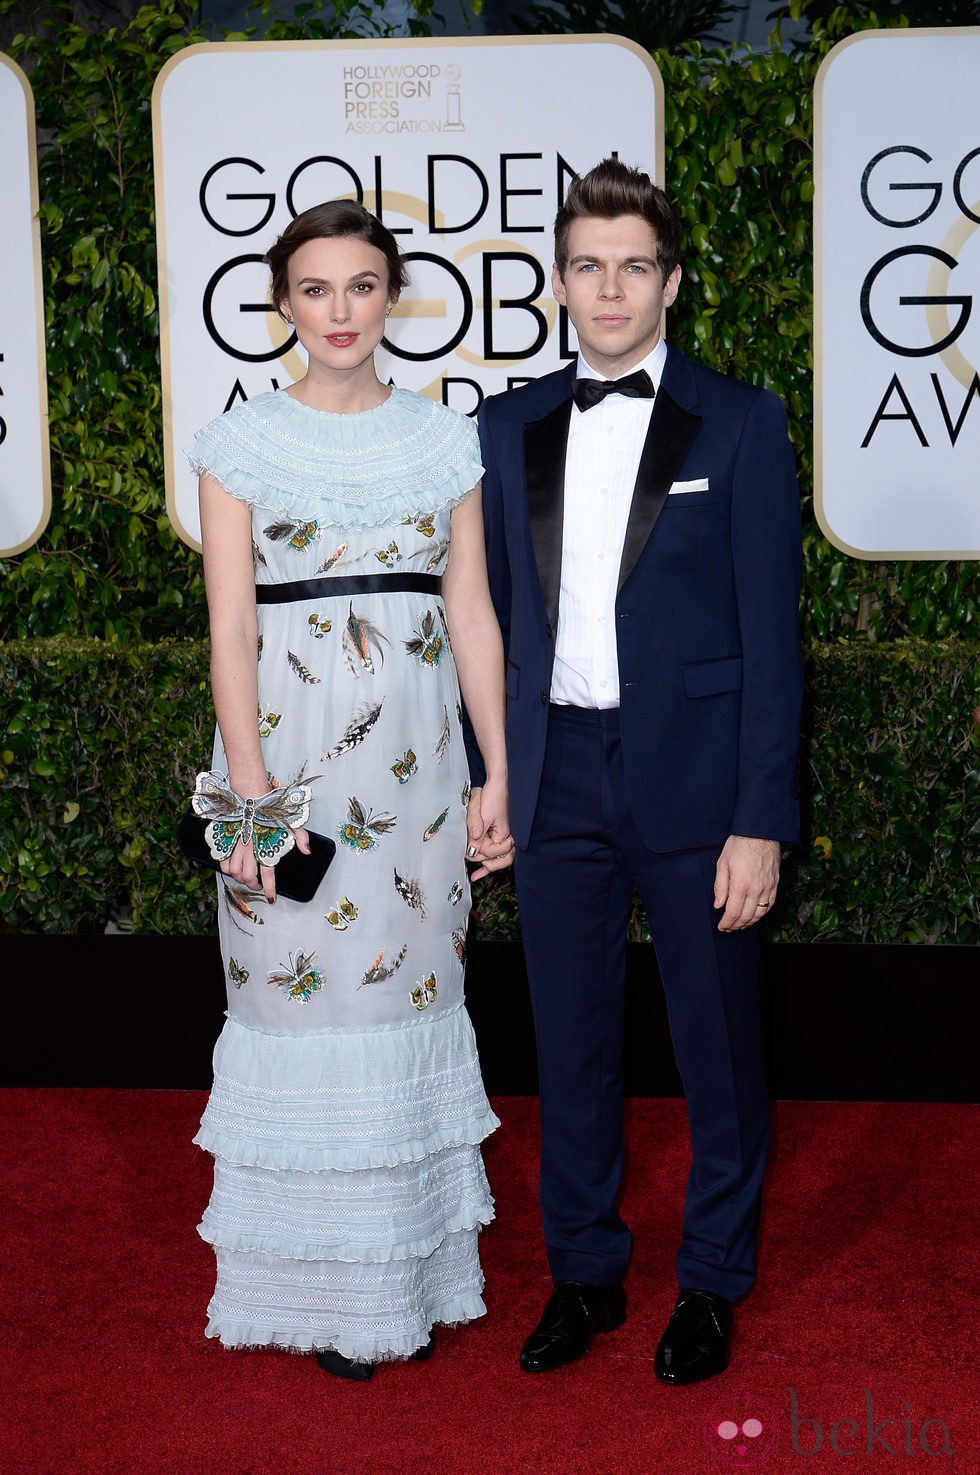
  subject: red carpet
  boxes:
[3,1091,978,1475]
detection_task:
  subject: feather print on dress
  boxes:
[322,700,384,761]
[315,541,348,574]
[343,603,390,676]
[423,806,450,842]
[359,943,408,987]
[412,536,449,573]
[434,705,451,763]
[287,650,320,685]
[393,868,427,920]
[221,879,265,934]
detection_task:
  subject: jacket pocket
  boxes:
[668,477,710,494]
[682,655,743,698]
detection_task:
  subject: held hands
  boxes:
[465,780,515,881]
[713,835,781,932]
[221,826,312,905]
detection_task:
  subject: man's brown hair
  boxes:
[554,158,684,284]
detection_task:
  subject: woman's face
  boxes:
[279,234,394,377]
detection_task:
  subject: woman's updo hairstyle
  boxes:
[266,200,409,320]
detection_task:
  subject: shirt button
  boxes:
[597,551,605,561]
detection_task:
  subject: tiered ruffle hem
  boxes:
[195,1003,498,1362]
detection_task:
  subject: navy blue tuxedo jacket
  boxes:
[472,347,804,854]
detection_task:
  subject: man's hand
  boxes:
[713,835,781,932]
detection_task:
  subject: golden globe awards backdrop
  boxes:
[815,29,980,560]
[152,36,663,549]
[0,53,50,557]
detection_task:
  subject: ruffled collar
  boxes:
[186,388,482,530]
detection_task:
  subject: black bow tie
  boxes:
[572,368,655,412]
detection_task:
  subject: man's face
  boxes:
[552,214,681,378]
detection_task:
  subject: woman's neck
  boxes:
[285,361,391,415]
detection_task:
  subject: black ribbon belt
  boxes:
[255,573,443,604]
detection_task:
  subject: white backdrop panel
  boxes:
[815,29,980,559]
[152,36,662,548]
[0,53,50,557]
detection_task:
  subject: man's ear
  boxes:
[663,265,682,309]
[551,261,567,307]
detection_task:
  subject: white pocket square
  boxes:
[668,478,710,494]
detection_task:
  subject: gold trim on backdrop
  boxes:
[928,210,980,392]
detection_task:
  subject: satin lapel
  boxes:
[617,385,702,594]
[524,398,573,633]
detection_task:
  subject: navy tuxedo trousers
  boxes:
[514,704,769,1303]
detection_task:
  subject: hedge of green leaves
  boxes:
[2,638,977,939]
[1,0,976,643]
[1,640,214,933]
[0,1,977,937]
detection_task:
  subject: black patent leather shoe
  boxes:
[655,1289,733,1385]
[316,1332,433,1380]
[520,1280,626,1372]
[410,1333,435,1361]
[316,1348,375,1381]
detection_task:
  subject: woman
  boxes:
[186,200,513,1380]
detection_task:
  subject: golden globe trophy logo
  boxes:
[815,28,980,560]
[0,53,50,557]
[152,36,662,548]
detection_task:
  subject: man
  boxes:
[468,158,803,1384]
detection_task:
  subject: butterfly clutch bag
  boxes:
[177,770,335,904]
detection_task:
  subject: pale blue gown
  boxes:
[186,388,497,1362]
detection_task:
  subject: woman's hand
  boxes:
[465,780,514,881]
[220,826,312,905]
